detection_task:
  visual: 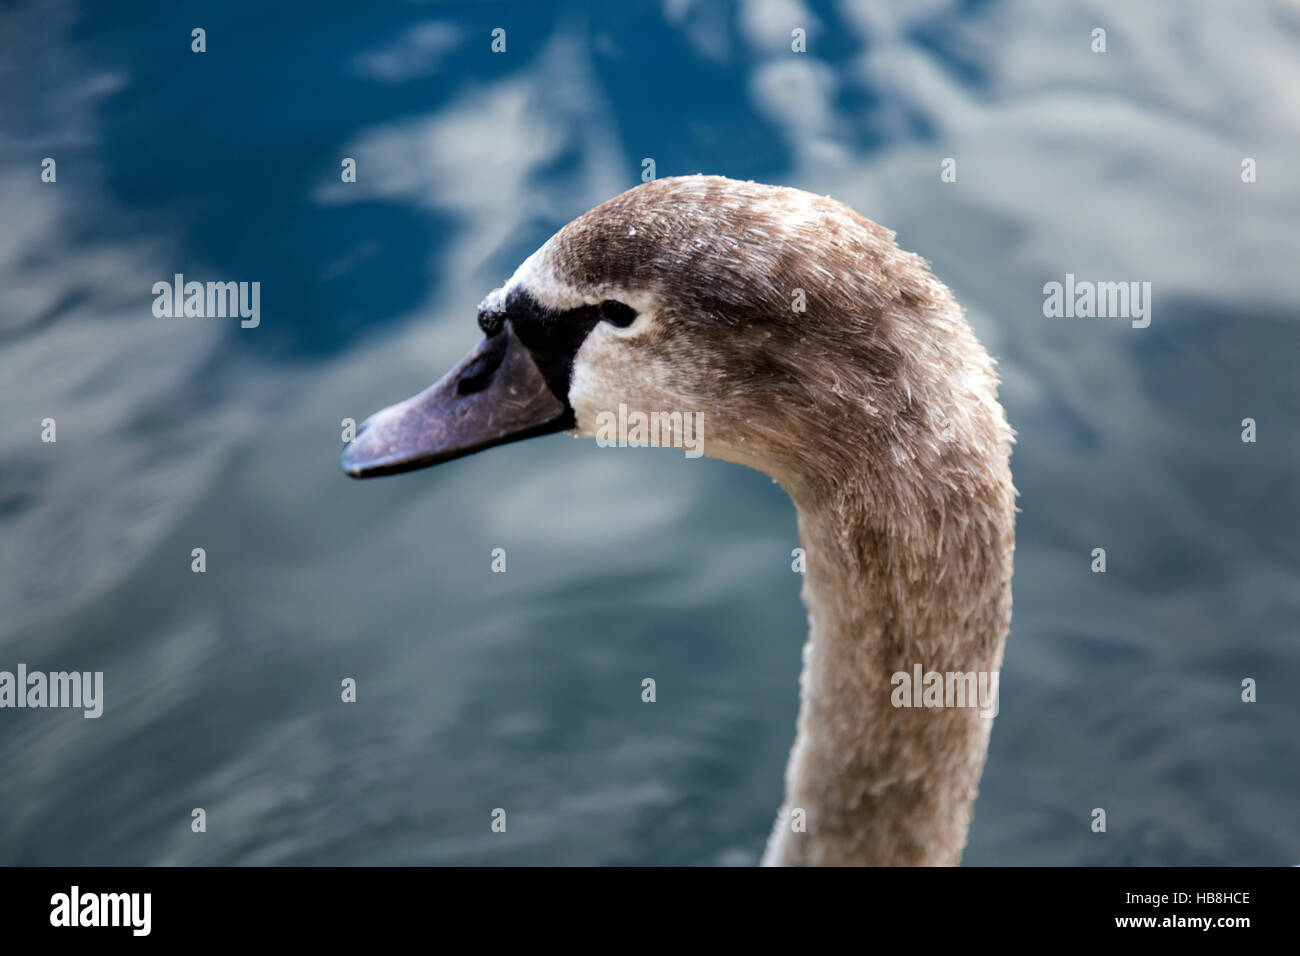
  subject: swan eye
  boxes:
[598,300,638,328]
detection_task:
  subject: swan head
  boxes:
[342,174,1006,501]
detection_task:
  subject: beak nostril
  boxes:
[456,331,509,395]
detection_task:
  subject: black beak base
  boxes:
[341,321,570,478]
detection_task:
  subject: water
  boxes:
[1,0,1298,865]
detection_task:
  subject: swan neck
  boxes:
[763,484,1012,866]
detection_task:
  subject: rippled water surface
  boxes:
[1,0,1298,865]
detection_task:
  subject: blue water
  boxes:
[1,0,1298,865]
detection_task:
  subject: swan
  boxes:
[342,175,1016,866]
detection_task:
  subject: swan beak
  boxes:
[341,321,569,478]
